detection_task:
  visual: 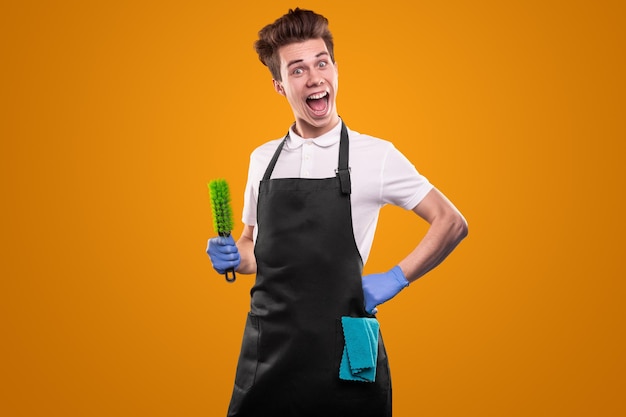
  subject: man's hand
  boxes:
[207,235,241,274]
[362,266,409,314]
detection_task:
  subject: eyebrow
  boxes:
[286,51,329,68]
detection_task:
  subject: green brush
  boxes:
[208,178,236,282]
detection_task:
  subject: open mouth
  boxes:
[306,91,329,113]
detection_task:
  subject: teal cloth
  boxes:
[339,316,380,382]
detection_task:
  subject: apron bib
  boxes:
[227,122,392,417]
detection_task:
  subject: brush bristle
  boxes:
[208,179,234,235]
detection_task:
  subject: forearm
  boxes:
[235,227,257,274]
[398,189,468,282]
[398,213,467,282]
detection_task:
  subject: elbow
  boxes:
[458,217,469,242]
[449,212,469,244]
[458,215,469,242]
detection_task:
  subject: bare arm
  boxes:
[235,225,257,274]
[397,188,468,282]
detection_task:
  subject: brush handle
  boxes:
[219,232,236,283]
[224,269,236,283]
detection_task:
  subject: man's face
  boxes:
[273,38,339,138]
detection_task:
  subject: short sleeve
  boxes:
[381,145,434,210]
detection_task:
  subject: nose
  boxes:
[307,72,324,87]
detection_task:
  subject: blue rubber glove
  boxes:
[206,235,241,274]
[362,265,409,314]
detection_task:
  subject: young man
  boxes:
[207,8,468,417]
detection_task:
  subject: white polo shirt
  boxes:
[242,121,433,263]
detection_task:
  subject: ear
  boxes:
[273,79,285,96]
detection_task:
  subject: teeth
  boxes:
[307,92,328,100]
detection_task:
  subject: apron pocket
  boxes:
[233,313,260,392]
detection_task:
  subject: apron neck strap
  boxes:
[336,121,351,195]
[262,120,352,195]
[262,136,287,181]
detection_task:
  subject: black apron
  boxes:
[227,122,392,417]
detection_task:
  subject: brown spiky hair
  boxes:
[254,8,335,81]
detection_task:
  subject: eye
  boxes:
[318,61,327,68]
[292,68,304,75]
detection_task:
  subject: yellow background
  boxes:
[2,0,624,415]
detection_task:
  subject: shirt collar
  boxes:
[285,120,343,150]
